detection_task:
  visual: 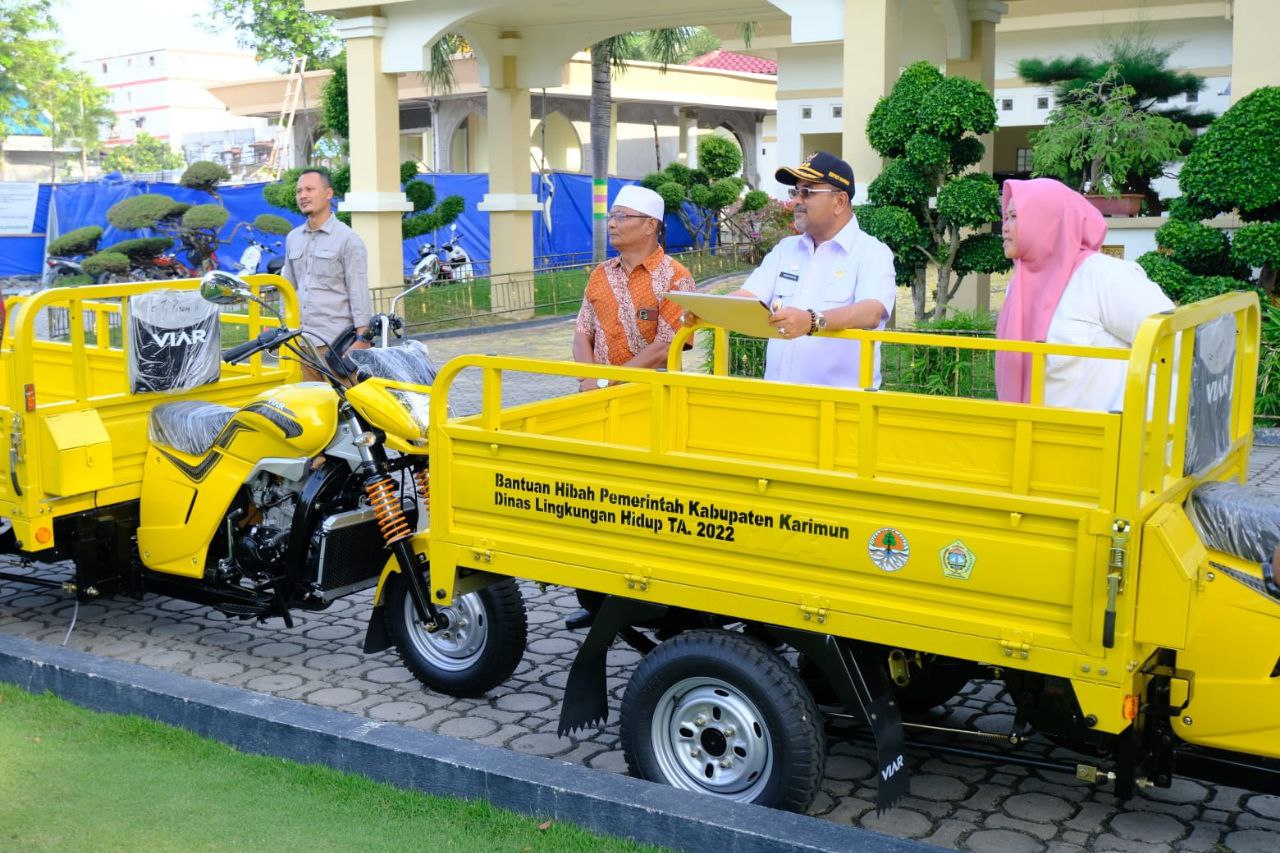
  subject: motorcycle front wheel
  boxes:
[384,569,527,697]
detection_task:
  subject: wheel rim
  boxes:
[401,589,488,672]
[649,676,774,801]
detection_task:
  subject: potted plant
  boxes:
[1028,66,1191,216]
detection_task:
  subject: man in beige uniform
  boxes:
[281,169,371,380]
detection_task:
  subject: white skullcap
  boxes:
[612,185,666,221]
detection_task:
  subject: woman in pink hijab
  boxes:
[995,178,1172,410]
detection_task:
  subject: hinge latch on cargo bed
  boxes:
[800,600,828,624]
[623,572,650,593]
[1103,519,1131,648]
[999,631,1032,659]
[8,413,24,497]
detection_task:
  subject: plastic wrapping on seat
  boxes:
[149,401,235,456]
[1183,315,1237,475]
[128,289,221,394]
[347,341,439,387]
[1186,481,1280,565]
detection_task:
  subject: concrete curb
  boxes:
[0,634,933,853]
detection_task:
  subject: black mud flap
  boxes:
[558,596,668,736]
[776,628,909,813]
[363,604,392,654]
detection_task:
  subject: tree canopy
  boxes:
[202,0,341,69]
[1138,86,1280,301]
[102,132,185,175]
[860,61,1009,321]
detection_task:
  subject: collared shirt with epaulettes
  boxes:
[575,247,696,366]
[281,212,372,344]
[742,215,897,388]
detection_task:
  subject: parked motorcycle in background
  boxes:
[235,233,285,276]
[409,224,473,288]
[410,240,443,288]
[133,252,196,281]
[42,256,88,287]
[442,224,473,283]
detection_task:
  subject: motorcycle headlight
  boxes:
[389,388,432,437]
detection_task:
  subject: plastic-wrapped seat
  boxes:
[1186,481,1280,565]
[149,401,235,456]
[347,341,438,386]
[128,289,221,394]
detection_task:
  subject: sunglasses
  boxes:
[788,187,841,200]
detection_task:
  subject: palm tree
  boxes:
[589,29,690,262]
[422,35,466,170]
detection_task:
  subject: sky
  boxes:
[53,0,246,64]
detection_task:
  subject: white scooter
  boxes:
[442,224,474,282]
[235,234,284,276]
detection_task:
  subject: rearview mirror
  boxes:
[200,271,252,305]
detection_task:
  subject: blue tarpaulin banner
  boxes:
[2,172,703,279]
[0,183,53,277]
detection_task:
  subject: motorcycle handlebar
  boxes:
[222,326,293,363]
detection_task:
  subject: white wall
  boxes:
[85,49,269,152]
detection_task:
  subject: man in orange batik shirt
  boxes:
[566,184,695,629]
[572,184,696,392]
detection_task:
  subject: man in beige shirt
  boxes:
[281,169,371,379]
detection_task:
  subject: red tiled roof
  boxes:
[686,50,777,76]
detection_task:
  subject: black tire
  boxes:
[620,630,825,812]
[385,570,527,697]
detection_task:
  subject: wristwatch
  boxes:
[596,378,609,389]
[815,311,828,332]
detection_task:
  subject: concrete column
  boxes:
[335,17,413,294]
[945,4,1002,315]
[841,0,901,204]
[478,53,538,317]
[608,102,620,176]
[684,110,699,168]
[676,107,689,164]
[1232,0,1280,103]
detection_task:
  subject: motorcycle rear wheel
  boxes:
[385,569,527,697]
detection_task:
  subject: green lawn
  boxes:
[0,685,665,853]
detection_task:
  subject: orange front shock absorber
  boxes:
[364,476,412,544]
[413,467,430,511]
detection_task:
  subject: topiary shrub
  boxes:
[107,194,183,230]
[1154,219,1233,277]
[179,161,230,193]
[252,214,293,236]
[1180,87,1280,219]
[640,134,763,249]
[1163,86,1280,297]
[47,226,103,257]
[105,237,173,260]
[1137,251,1195,302]
[81,252,130,277]
[182,204,230,231]
[863,61,1009,321]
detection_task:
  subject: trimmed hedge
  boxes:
[47,226,103,257]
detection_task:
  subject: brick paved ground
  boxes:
[3,314,1280,852]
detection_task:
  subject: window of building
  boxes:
[800,106,812,120]
[127,58,132,67]
[1000,98,1014,111]
[1187,90,1199,103]
[831,105,843,119]
[1157,96,1169,103]
[101,62,108,73]
[149,55,156,67]
[1016,147,1033,172]
[1037,96,1050,109]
